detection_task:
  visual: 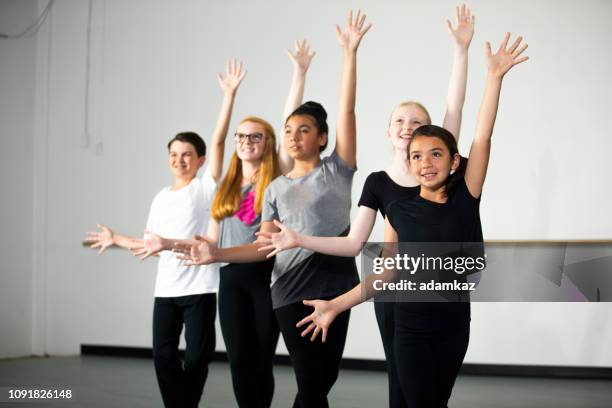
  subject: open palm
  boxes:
[447,4,475,49]
[255,220,299,258]
[86,224,114,255]
[296,299,339,343]
[486,33,529,78]
[336,10,372,52]
[174,236,216,265]
[287,39,315,74]
[217,58,246,94]
[131,230,163,260]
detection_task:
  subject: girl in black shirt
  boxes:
[288,33,529,407]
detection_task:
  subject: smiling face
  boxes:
[284,114,327,161]
[234,121,267,163]
[408,136,460,191]
[388,104,431,151]
[168,140,205,180]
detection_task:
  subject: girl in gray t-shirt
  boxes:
[174,10,372,407]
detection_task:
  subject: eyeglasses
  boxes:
[234,132,263,144]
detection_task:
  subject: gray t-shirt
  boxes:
[262,151,360,309]
[219,185,261,253]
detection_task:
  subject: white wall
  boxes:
[0,0,38,359]
[2,0,612,366]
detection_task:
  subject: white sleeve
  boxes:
[199,166,217,203]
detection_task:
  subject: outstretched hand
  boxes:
[255,220,299,258]
[130,230,163,260]
[486,33,529,79]
[173,235,216,265]
[217,58,246,95]
[335,10,372,53]
[295,299,340,343]
[447,4,475,50]
[85,224,114,255]
[287,39,316,74]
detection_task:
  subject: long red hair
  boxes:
[211,117,280,221]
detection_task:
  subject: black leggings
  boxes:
[394,303,470,408]
[219,260,279,408]
[375,301,406,408]
[275,300,351,408]
[152,293,216,408]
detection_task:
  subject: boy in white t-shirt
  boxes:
[86,61,245,408]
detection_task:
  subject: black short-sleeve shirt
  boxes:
[358,171,420,219]
[385,177,482,330]
[386,177,483,244]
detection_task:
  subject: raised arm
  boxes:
[280,40,316,174]
[442,4,475,140]
[208,59,247,182]
[465,33,528,198]
[85,224,143,255]
[334,10,372,168]
[256,206,377,257]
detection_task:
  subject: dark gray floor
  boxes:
[0,356,611,407]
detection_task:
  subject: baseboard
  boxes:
[80,344,612,380]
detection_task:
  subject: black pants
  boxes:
[219,260,279,408]
[394,303,470,408]
[152,293,216,408]
[275,300,351,408]
[375,301,406,408]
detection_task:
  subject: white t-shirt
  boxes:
[145,167,219,297]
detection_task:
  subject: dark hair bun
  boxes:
[300,101,327,121]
